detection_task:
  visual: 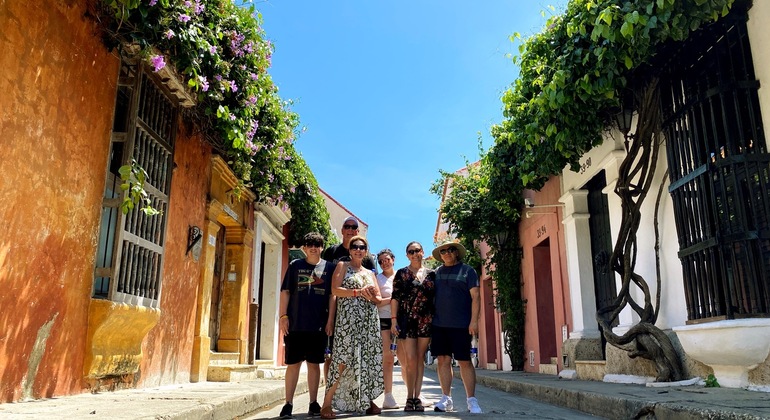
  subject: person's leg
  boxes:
[436,355,453,396]
[401,337,418,399]
[322,362,346,409]
[457,360,477,398]
[380,330,394,394]
[284,362,301,403]
[414,337,431,399]
[307,362,320,402]
[323,334,333,381]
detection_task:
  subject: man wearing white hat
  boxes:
[430,239,482,414]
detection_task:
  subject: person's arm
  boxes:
[326,293,336,336]
[331,261,359,298]
[469,286,480,336]
[367,272,382,305]
[279,289,290,336]
[390,270,402,335]
[378,294,391,309]
[278,263,293,336]
[324,261,336,335]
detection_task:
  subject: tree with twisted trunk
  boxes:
[596,79,683,382]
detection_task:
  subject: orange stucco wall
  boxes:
[138,123,210,387]
[0,1,118,401]
[0,0,215,401]
[518,176,571,373]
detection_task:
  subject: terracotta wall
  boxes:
[0,1,118,401]
[518,176,571,372]
[0,0,215,400]
[138,123,210,387]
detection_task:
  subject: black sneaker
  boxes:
[279,403,293,419]
[308,401,322,417]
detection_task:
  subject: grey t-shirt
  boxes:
[432,263,479,328]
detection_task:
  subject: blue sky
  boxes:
[260,1,564,260]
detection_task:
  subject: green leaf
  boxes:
[624,55,633,69]
[621,21,633,38]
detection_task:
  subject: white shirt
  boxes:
[376,271,395,318]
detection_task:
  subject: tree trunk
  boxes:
[595,79,683,382]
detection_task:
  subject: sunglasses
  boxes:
[439,247,457,255]
[407,248,422,255]
[342,224,359,230]
[305,242,323,248]
[378,258,390,265]
[350,244,367,251]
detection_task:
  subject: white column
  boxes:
[260,241,281,363]
[601,153,640,334]
[253,209,286,364]
[561,190,601,339]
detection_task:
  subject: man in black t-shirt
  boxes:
[322,216,376,271]
[278,232,335,419]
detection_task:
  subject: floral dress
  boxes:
[392,267,435,338]
[327,265,384,412]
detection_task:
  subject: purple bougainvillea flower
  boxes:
[231,81,238,92]
[150,55,166,72]
[149,0,158,6]
[178,14,191,23]
[199,76,209,92]
[209,45,217,55]
[164,29,175,39]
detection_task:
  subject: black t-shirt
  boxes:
[280,258,335,332]
[322,243,376,271]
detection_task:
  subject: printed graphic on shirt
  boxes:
[297,263,329,286]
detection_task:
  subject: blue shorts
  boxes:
[431,326,472,361]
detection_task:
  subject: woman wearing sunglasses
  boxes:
[320,236,383,419]
[390,241,435,412]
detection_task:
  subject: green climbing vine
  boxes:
[435,0,738,374]
[93,0,330,240]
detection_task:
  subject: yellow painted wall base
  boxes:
[217,338,241,354]
[84,299,160,379]
[190,335,211,382]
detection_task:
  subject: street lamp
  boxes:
[495,230,509,249]
[614,95,635,152]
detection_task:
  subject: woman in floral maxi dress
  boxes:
[320,236,384,419]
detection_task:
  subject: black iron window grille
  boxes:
[93,60,177,308]
[660,9,770,322]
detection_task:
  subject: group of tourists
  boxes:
[278,217,482,419]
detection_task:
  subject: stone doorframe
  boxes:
[190,157,255,382]
[250,204,289,365]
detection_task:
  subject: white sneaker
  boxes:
[467,397,482,414]
[434,395,453,412]
[382,393,399,409]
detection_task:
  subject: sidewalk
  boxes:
[2,369,770,419]
[0,378,304,420]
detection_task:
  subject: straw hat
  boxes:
[431,239,467,260]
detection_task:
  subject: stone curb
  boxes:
[474,374,766,420]
[143,379,306,420]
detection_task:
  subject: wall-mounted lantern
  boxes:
[186,225,203,262]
